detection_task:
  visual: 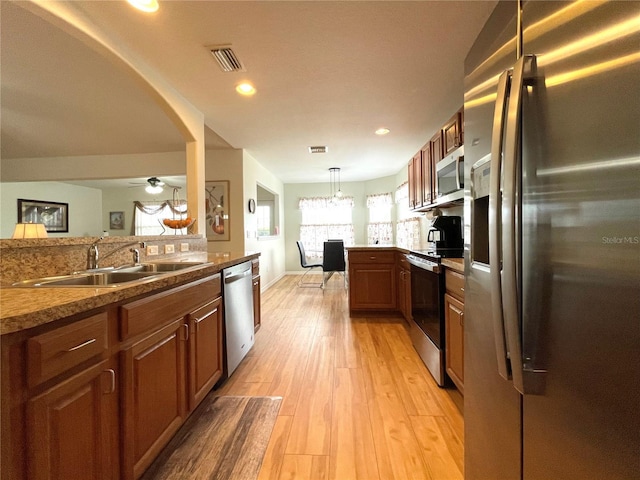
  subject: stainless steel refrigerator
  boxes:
[463,1,640,478]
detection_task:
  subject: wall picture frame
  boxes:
[109,211,125,230]
[17,199,69,233]
[204,180,230,241]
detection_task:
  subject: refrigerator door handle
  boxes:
[502,54,536,395]
[489,68,512,381]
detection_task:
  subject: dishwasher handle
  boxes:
[224,269,252,283]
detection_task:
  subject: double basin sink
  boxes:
[12,262,208,288]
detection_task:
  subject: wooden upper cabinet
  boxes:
[421,142,433,206]
[407,158,416,209]
[405,106,463,211]
[407,152,422,209]
[431,131,444,164]
[443,110,463,155]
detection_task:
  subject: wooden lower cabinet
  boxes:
[119,274,222,479]
[189,297,224,409]
[121,319,187,479]
[1,272,231,480]
[397,254,411,322]
[348,250,397,312]
[445,293,464,394]
[26,359,117,480]
[252,275,261,331]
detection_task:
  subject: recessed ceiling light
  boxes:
[375,128,390,136]
[127,0,159,13]
[236,83,256,96]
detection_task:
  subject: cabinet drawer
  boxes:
[251,259,260,276]
[445,269,465,301]
[348,250,395,264]
[119,274,220,340]
[27,312,108,388]
[397,253,410,270]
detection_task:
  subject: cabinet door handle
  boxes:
[451,305,463,316]
[253,281,259,286]
[66,338,96,352]
[183,323,189,341]
[460,311,464,327]
[103,369,116,394]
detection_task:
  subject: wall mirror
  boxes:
[0,3,228,239]
[256,183,280,237]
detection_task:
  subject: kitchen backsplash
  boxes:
[0,235,207,286]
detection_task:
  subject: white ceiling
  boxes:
[1,0,497,184]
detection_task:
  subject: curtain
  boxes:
[396,218,421,250]
[299,196,354,256]
[395,182,409,204]
[367,223,393,245]
[366,192,393,208]
[133,200,187,236]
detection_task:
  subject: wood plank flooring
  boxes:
[217,274,464,480]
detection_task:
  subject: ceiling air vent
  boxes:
[209,46,245,72]
[308,146,328,154]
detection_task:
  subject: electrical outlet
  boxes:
[180,243,189,252]
[146,245,159,256]
[164,244,175,254]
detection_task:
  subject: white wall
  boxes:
[0,152,185,182]
[204,148,245,253]
[284,175,397,272]
[243,151,286,289]
[101,185,188,237]
[0,181,102,238]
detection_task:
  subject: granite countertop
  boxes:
[0,252,258,335]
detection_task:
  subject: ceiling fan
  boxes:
[129,177,181,194]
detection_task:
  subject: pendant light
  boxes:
[329,167,343,200]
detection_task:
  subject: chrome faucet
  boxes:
[87,237,146,269]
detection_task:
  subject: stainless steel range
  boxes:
[406,250,446,386]
[407,215,463,386]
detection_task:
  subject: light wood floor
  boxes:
[216,274,464,480]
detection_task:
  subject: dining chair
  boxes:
[296,241,323,287]
[322,240,347,289]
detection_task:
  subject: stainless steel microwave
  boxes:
[435,146,464,204]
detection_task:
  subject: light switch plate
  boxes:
[180,243,189,252]
[164,244,175,254]
[146,245,159,256]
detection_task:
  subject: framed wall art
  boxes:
[204,180,230,241]
[109,211,125,230]
[17,199,69,233]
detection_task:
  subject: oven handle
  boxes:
[405,255,441,274]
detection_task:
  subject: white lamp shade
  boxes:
[12,223,48,239]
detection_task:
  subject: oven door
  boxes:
[410,263,444,348]
[407,256,446,386]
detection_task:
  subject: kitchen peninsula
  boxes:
[0,235,259,480]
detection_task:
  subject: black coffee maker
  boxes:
[427,215,463,257]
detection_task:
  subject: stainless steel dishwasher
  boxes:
[222,261,255,375]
